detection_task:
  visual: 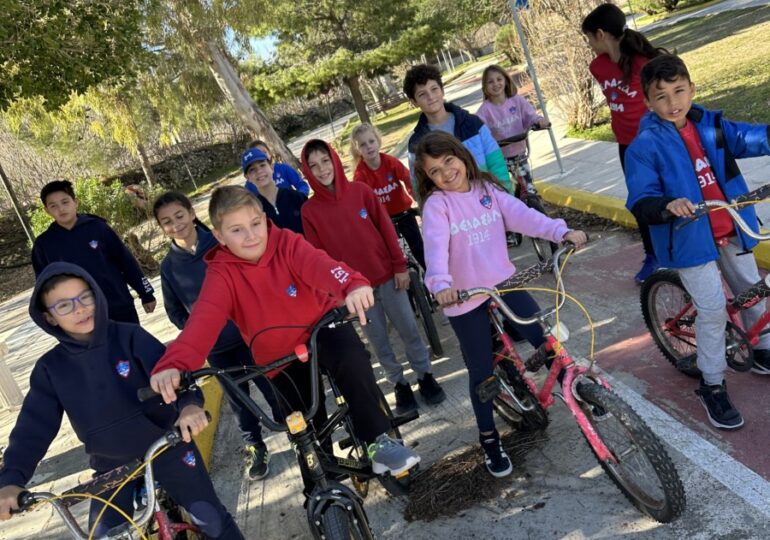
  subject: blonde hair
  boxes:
[349,123,383,165]
[208,186,263,229]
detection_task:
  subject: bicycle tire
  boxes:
[525,195,558,263]
[409,270,443,358]
[493,358,548,432]
[321,504,372,540]
[640,270,701,377]
[575,381,686,523]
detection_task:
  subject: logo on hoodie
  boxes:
[182,450,197,468]
[359,208,368,219]
[89,240,99,249]
[116,360,131,379]
[287,284,297,297]
[480,195,493,209]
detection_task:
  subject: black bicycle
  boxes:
[391,209,444,358]
[139,307,419,540]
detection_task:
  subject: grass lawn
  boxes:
[625,0,724,28]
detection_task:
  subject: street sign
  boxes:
[514,0,529,9]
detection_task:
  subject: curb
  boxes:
[193,378,224,469]
[535,179,770,269]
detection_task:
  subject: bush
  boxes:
[636,0,680,15]
[495,25,522,66]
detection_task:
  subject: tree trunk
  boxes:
[0,161,34,243]
[135,141,156,187]
[344,75,371,125]
[203,40,301,169]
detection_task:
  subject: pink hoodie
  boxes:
[422,181,569,316]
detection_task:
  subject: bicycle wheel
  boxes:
[524,195,558,263]
[409,270,443,357]
[321,504,373,540]
[640,270,700,377]
[493,358,548,432]
[575,381,685,523]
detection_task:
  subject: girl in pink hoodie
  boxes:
[415,131,586,478]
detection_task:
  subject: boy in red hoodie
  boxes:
[149,186,419,492]
[301,140,446,416]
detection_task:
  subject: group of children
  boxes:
[1,2,769,532]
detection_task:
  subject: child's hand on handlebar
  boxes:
[0,485,23,520]
[345,286,375,326]
[563,230,588,249]
[666,197,697,218]
[150,368,181,404]
[435,287,459,307]
[537,119,551,129]
[177,405,210,443]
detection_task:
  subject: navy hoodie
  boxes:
[0,263,201,487]
[160,223,244,354]
[256,190,307,235]
[31,214,155,317]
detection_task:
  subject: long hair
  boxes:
[349,123,383,165]
[152,191,209,232]
[481,65,516,101]
[581,3,667,81]
[414,132,507,207]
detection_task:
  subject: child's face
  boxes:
[156,202,196,244]
[213,205,269,262]
[421,153,470,193]
[355,131,381,162]
[245,160,275,189]
[306,149,335,187]
[583,31,607,55]
[42,277,96,340]
[410,80,445,116]
[484,71,507,99]
[644,76,695,129]
[44,192,78,228]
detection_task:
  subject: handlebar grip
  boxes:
[10,491,33,514]
[137,386,161,402]
[661,209,674,221]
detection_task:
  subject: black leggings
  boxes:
[619,144,655,257]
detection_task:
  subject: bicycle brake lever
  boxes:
[674,205,708,231]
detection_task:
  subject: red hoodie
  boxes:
[301,140,407,287]
[152,224,369,374]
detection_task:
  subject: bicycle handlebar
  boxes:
[497,123,550,148]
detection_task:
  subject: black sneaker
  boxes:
[394,382,418,416]
[751,349,770,375]
[479,431,512,478]
[694,380,744,430]
[417,373,446,405]
[246,443,270,480]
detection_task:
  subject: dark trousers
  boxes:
[392,211,426,271]
[208,342,281,446]
[88,443,243,539]
[619,144,655,257]
[449,290,545,433]
[269,324,390,490]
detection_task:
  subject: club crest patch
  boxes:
[89,240,99,249]
[480,195,493,209]
[287,284,297,297]
[182,450,196,468]
[359,208,368,219]
[610,91,618,101]
[508,106,517,114]
[116,360,130,378]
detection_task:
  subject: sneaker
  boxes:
[368,434,421,476]
[479,431,513,478]
[694,380,744,430]
[417,373,446,405]
[634,254,659,284]
[245,443,271,480]
[751,349,770,375]
[394,381,418,416]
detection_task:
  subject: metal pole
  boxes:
[445,48,456,71]
[324,93,336,139]
[627,0,638,30]
[508,1,564,174]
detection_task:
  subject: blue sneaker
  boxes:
[634,254,659,284]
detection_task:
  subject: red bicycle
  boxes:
[641,183,770,377]
[461,241,685,523]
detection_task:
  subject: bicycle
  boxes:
[641,183,770,377]
[138,307,419,540]
[12,429,201,539]
[497,124,558,263]
[391,208,444,358]
[459,241,686,523]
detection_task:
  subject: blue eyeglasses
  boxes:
[47,290,96,316]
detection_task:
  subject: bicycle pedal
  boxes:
[476,376,501,403]
[338,436,353,450]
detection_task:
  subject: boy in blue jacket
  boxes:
[31,180,156,324]
[243,139,310,196]
[0,263,242,538]
[626,54,770,431]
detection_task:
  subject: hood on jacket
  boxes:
[29,262,109,351]
[300,139,350,202]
